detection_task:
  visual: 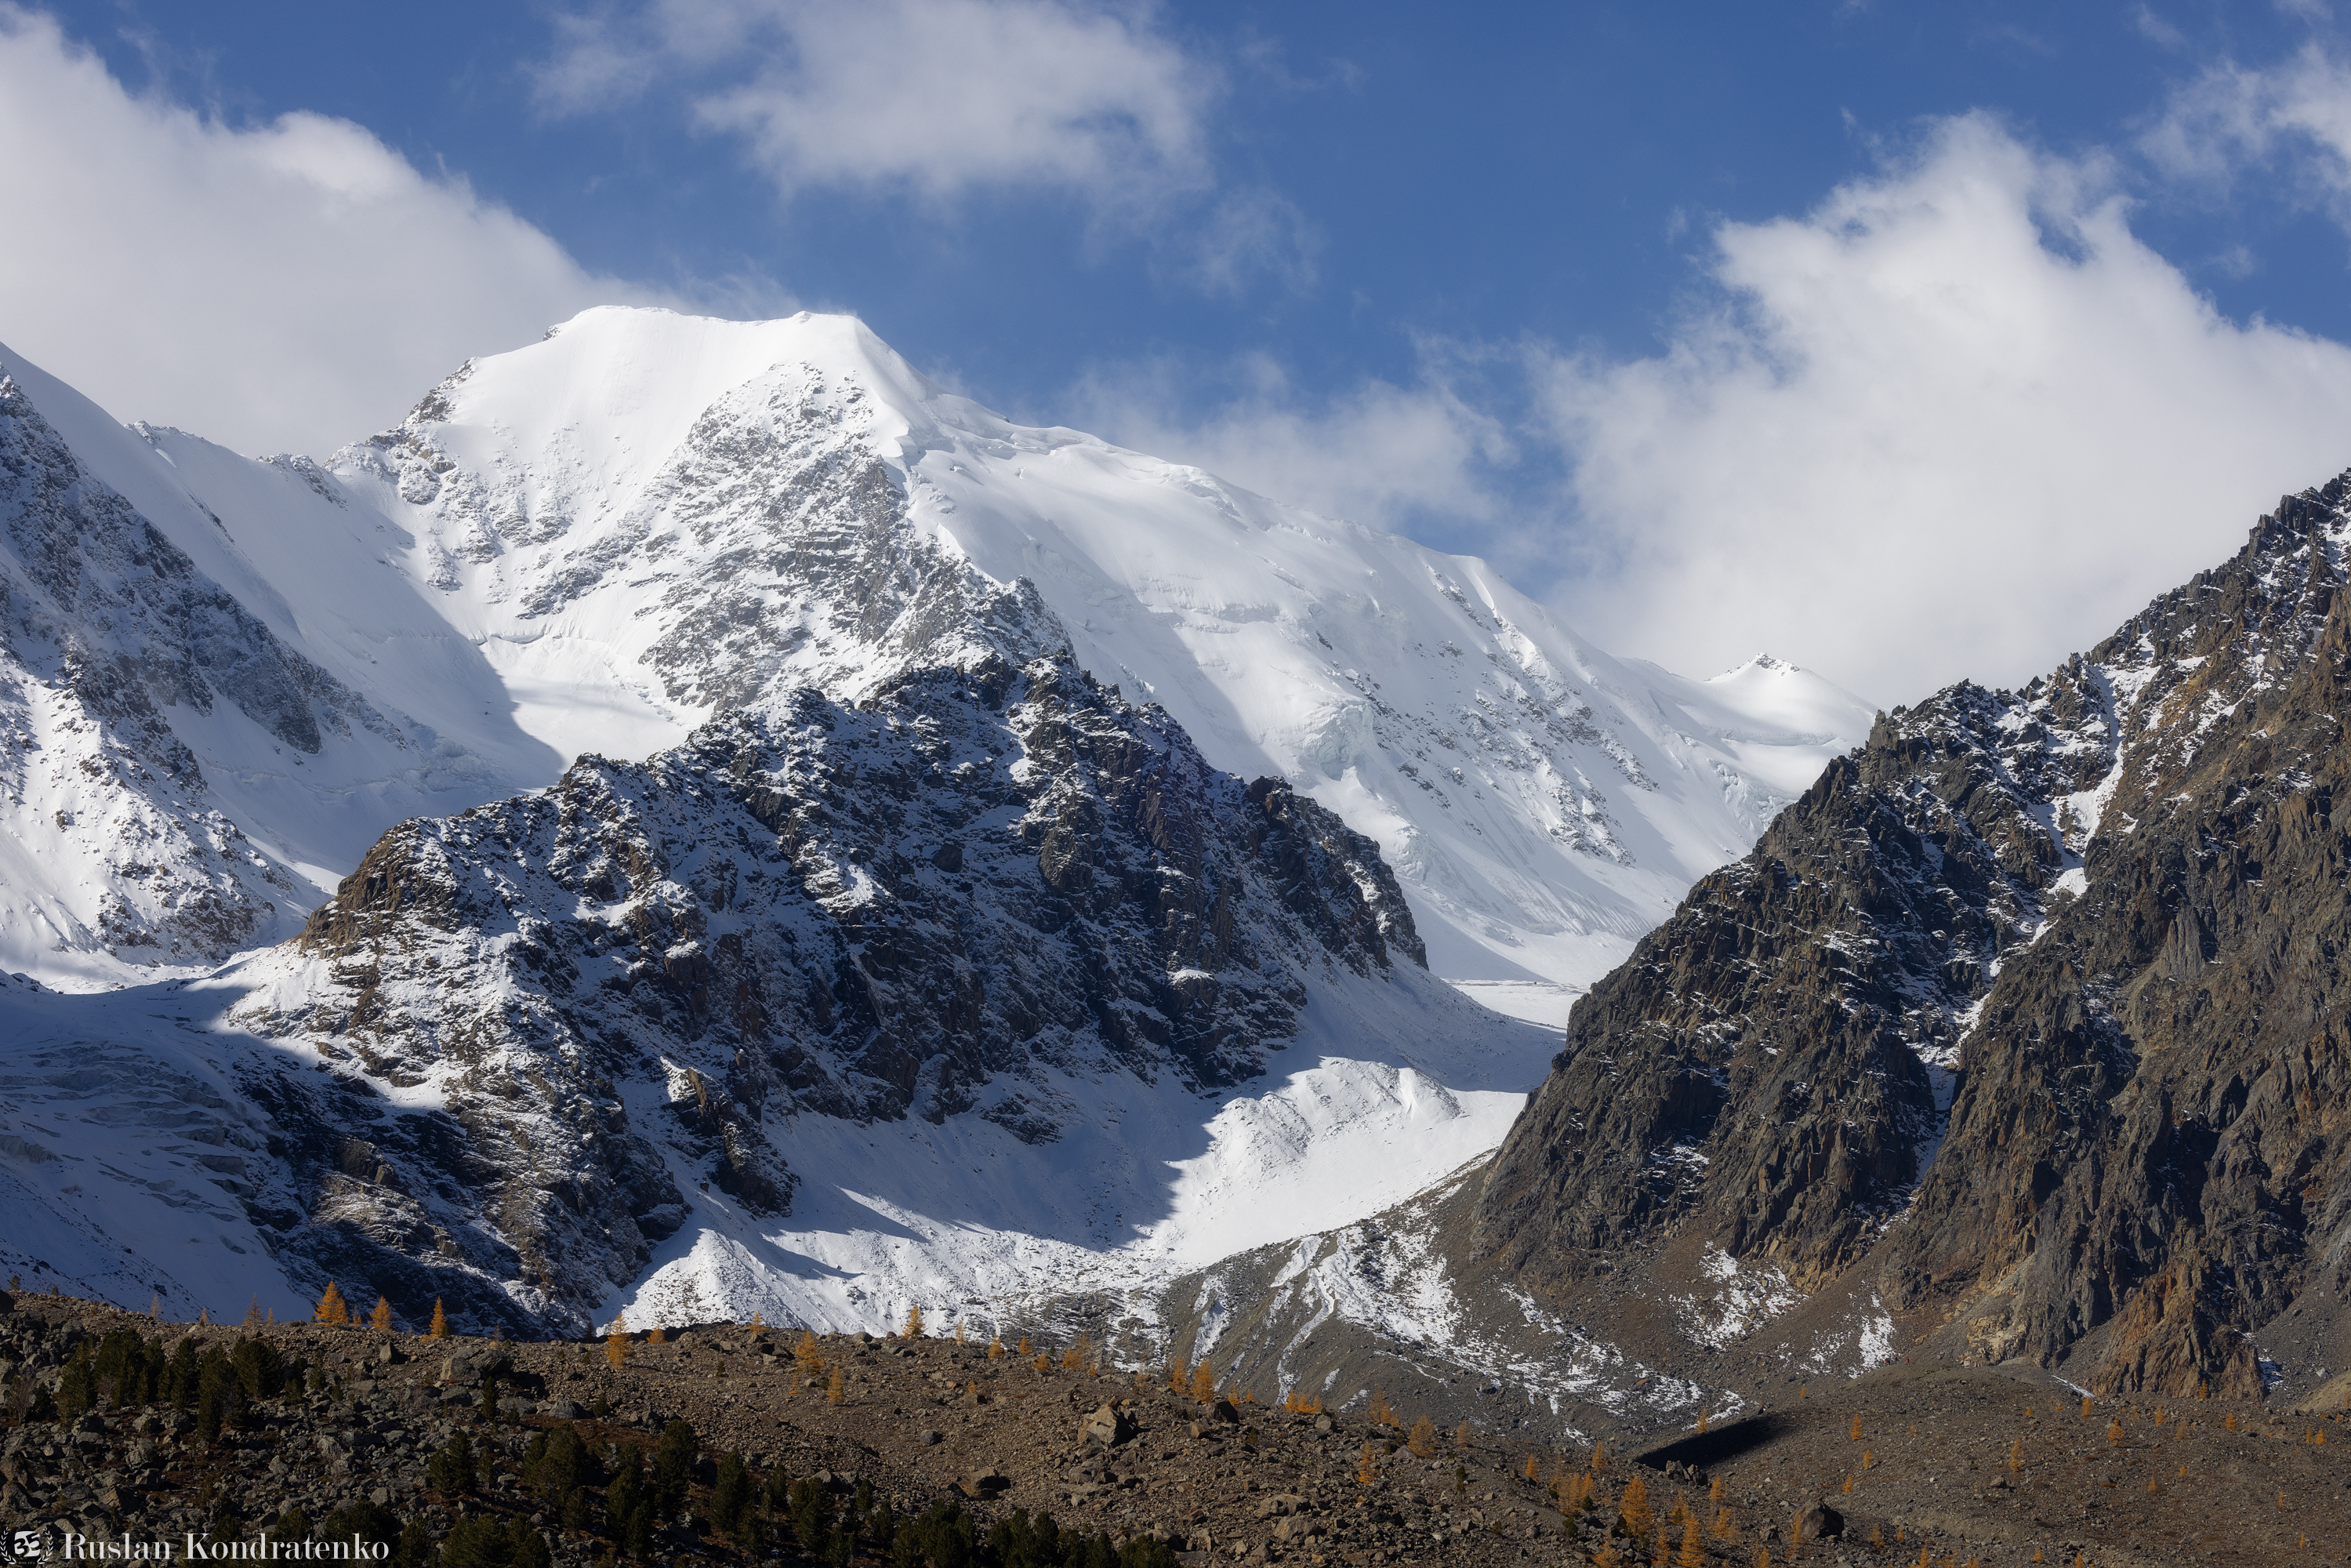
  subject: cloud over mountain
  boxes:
[1541,113,2351,700]
[0,5,650,456]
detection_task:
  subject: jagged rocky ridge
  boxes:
[222,636,1424,1333]
[1472,474,2351,1402]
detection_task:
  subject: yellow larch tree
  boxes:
[1620,1473,1653,1539]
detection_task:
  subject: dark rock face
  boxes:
[1475,474,2351,1398]
[237,648,1421,1330]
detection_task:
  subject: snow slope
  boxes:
[0,971,317,1321]
[0,956,1544,1342]
[0,340,561,985]
[613,981,1542,1342]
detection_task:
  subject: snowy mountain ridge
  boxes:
[314,307,1873,1014]
[0,309,1867,1362]
[1,308,1871,1004]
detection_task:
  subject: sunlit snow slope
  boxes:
[310,307,1873,1018]
[0,344,560,985]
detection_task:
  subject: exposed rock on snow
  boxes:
[0,308,1859,1382]
[0,373,343,965]
[209,634,1435,1329]
[320,307,1873,998]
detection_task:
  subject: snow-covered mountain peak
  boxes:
[325,306,1876,1003]
[2,310,1870,1354]
[379,309,926,539]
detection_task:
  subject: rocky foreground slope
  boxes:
[1468,474,2351,1406]
[2,1292,2342,1568]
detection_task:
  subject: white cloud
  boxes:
[1065,350,1514,541]
[2131,4,2190,52]
[2143,45,2351,223]
[1184,187,1320,296]
[537,0,1214,209]
[1540,112,2351,702]
[0,6,665,457]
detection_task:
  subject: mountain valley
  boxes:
[0,310,1864,1398]
[9,303,2351,1528]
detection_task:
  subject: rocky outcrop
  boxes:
[1474,473,2351,1399]
[227,644,1423,1332]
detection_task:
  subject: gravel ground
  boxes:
[0,1296,2343,1567]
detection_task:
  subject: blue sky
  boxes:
[10,1,2351,697]
[42,3,2344,401]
